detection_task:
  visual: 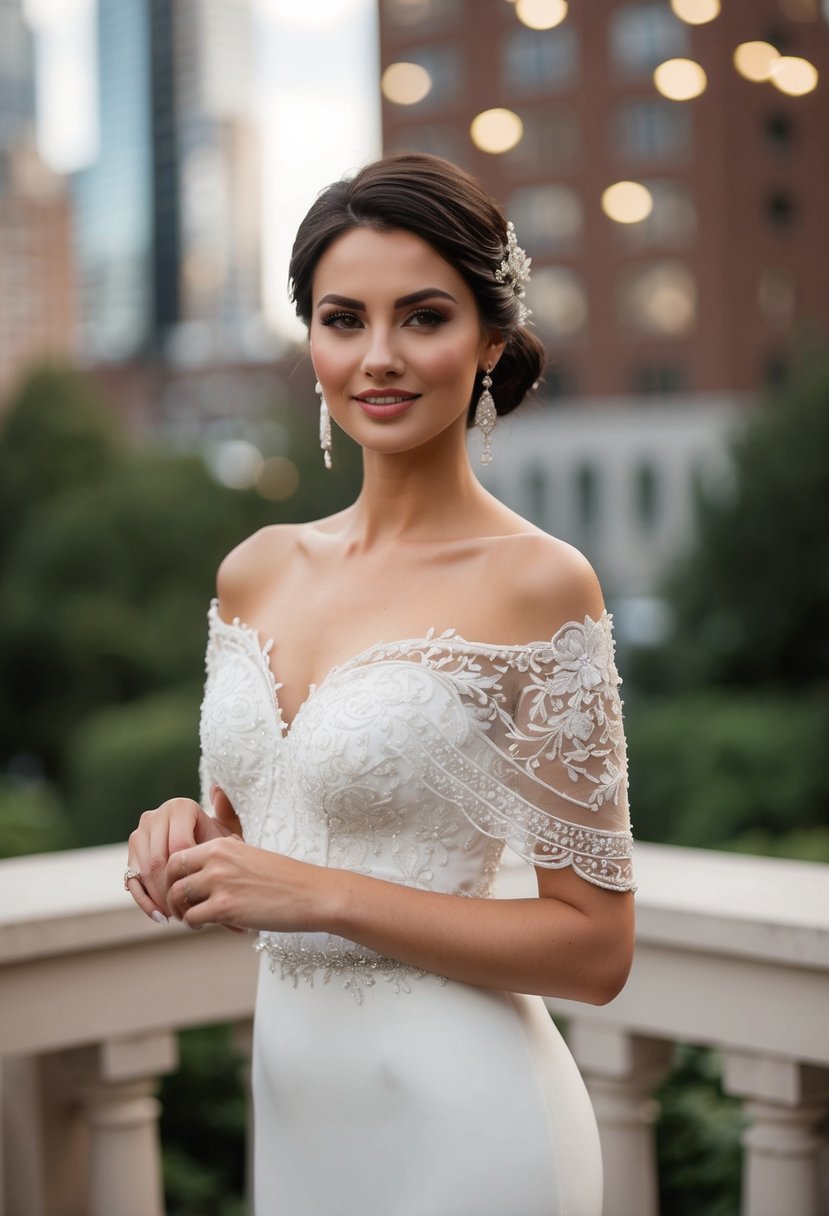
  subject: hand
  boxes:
[126,790,239,923]
[165,836,324,934]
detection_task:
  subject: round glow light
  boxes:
[515,0,568,30]
[733,42,780,83]
[602,181,653,225]
[670,0,720,23]
[381,62,432,106]
[257,456,300,501]
[209,440,263,490]
[653,58,707,101]
[770,56,819,96]
[470,109,524,154]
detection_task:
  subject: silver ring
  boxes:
[123,865,141,891]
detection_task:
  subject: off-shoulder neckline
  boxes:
[206,599,613,738]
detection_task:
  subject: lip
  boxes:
[353,391,420,419]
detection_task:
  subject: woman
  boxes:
[126,153,635,1216]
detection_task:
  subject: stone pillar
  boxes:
[64,1030,178,1216]
[566,1023,673,1216]
[723,1051,829,1216]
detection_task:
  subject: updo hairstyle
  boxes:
[289,152,545,424]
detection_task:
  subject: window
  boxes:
[507,184,582,254]
[614,179,697,249]
[575,464,600,529]
[387,125,465,165]
[502,108,580,174]
[614,99,692,162]
[618,261,696,336]
[526,467,550,527]
[527,267,588,337]
[763,111,795,156]
[634,464,660,529]
[758,268,796,328]
[631,362,688,394]
[609,3,689,80]
[502,25,578,94]
[383,0,461,31]
[404,44,463,109]
[764,189,797,230]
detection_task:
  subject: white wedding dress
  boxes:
[199,600,634,1216]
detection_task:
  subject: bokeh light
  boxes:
[770,56,819,96]
[733,41,780,82]
[515,0,568,31]
[602,181,654,225]
[381,62,432,105]
[470,108,524,154]
[653,58,708,101]
[208,440,264,490]
[256,456,300,501]
[670,0,720,23]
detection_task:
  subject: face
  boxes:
[308,226,504,459]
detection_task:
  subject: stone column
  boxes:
[723,1050,829,1216]
[64,1030,178,1216]
[566,1023,673,1216]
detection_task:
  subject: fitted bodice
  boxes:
[199,601,634,995]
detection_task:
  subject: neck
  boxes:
[343,420,491,549]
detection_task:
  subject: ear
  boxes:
[480,329,506,373]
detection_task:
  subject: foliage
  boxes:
[0,777,74,858]
[655,1047,744,1216]
[160,1025,248,1216]
[635,349,829,695]
[626,688,829,847]
[66,686,203,846]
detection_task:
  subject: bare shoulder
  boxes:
[215,523,301,621]
[493,531,606,641]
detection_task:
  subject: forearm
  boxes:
[321,868,632,1005]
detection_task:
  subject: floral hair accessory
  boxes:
[495,221,532,325]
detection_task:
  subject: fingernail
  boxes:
[209,784,219,803]
[151,910,169,926]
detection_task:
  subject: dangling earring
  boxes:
[316,381,332,470]
[474,367,496,465]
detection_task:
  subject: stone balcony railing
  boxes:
[1,841,828,1216]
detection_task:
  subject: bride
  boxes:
[126,152,635,1216]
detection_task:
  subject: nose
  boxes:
[360,324,405,380]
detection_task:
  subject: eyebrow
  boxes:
[316,288,458,311]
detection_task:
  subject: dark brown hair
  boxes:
[289,152,545,423]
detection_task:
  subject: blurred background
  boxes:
[1,1,827,1213]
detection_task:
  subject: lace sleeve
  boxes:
[470,613,634,892]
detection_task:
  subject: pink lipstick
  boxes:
[353,391,420,419]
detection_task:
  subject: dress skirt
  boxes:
[251,955,603,1216]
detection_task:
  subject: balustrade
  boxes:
[1,841,827,1216]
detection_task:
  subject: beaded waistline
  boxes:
[255,933,447,1006]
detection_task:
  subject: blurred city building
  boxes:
[72,0,264,364]
[380,0,828,398]
[379,0,828,603]
[0,2,75,398]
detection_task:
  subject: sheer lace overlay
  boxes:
[199,599,634,992]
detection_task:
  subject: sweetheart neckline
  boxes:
[207,598,611,737]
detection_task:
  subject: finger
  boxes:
[128,819,169,919]
[168,873,207,923]
[167,798,201,855]
[123,853,169,925]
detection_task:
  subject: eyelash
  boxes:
[320,307,449,330]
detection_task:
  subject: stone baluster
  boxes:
[566,1022,673,1216]
[722,1050,829,1216]
[63,1030,178,1216]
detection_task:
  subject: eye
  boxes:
[320,310,363,330]
[405,307,449,328]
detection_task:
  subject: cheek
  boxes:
[309,333,351,386]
